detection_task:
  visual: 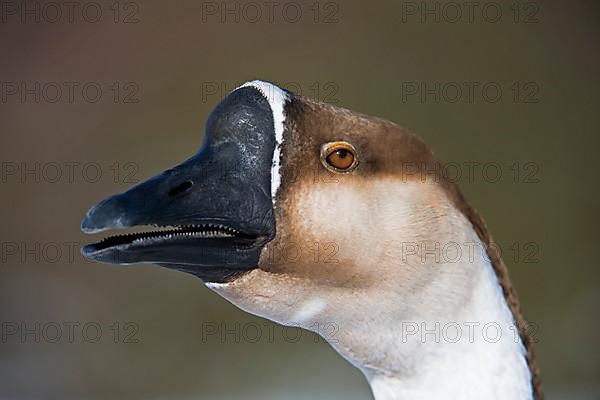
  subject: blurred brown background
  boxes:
[1,0,598,398]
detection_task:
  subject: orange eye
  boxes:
[327,148,354,169]
[320,142,359,173]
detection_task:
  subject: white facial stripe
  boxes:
[235,80,289,205]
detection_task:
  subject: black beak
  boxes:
[81,86,280,282]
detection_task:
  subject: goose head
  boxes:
[81,80,541,399]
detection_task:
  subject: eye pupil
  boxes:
[336,149,348,158]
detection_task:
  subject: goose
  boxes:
[81,80,542,399]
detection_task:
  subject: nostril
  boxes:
[168,181,193,197]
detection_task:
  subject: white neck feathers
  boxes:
[367,252,533,400]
